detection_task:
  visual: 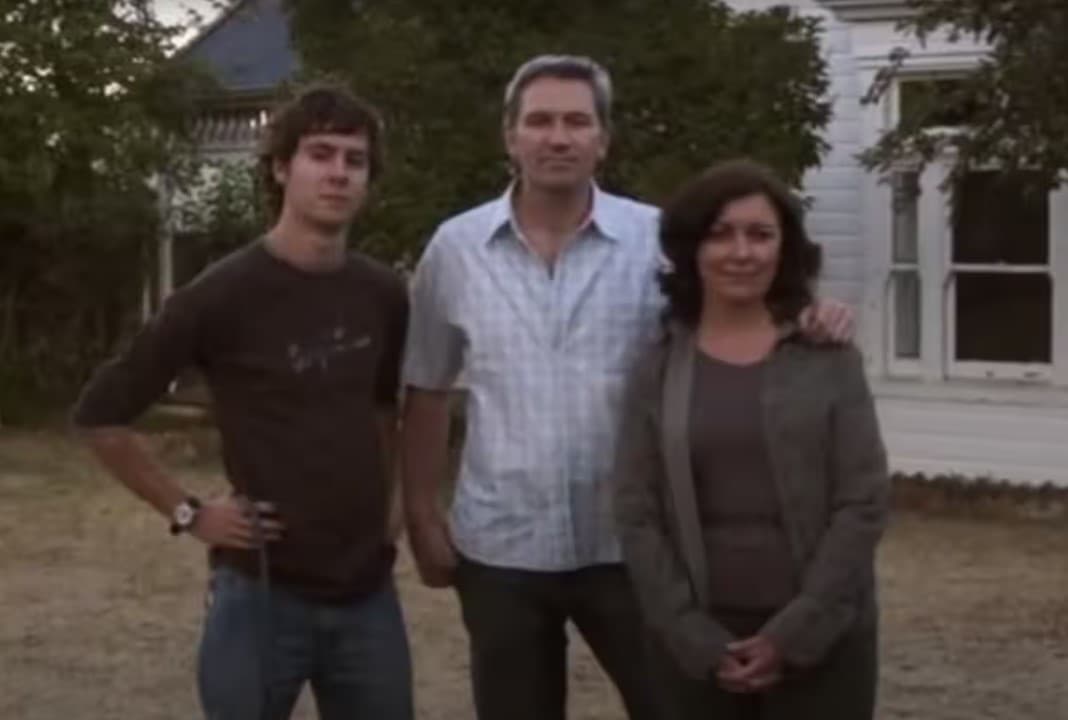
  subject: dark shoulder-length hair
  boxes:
[658,159,822,326]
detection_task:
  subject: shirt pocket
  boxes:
[463,308,533,378]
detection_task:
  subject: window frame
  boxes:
[885,165,923,377]
[859,62,1068,387]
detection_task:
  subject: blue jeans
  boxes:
[197,566,413,720]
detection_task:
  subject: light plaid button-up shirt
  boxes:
[403,185,664,571]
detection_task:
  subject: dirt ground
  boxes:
[1,428,1066,720]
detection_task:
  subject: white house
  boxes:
[732,0,1068,487]
[156,0,295,303]
[175,0,1068,486]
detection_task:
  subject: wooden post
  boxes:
[157,172,174,307]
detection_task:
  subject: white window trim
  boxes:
[1052,189,1068,387]
[915,157,948,382]
[859,54,1068,388]
[923,157,1057,383]
[818,0,912,23]
[884,164,923,377]
[884,268,920,377]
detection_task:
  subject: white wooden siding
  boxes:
[727,0,1068,487]
[876,390,1068,486]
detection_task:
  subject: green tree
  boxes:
[174,158,268,285]
[861,0,1068,190]
[284,0,831,265]
[0,1,206,420]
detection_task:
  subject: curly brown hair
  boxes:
[257,83,384,220]
[658,159,822,326]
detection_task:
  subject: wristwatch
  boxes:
[169,496,202,536]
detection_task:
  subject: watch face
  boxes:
[174,503,196,528]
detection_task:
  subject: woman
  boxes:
[615,160,888,719]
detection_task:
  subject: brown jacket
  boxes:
[614,324,889,679]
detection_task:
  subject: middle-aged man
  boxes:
[72,86,413,720]
[401,55,853,720]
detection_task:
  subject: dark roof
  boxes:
[177,0,298,95]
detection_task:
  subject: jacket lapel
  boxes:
[661,324,711,609]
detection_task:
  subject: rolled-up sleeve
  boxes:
[402,229,464,391]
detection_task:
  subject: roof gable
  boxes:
[177,0,298,95]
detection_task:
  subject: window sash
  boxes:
[882,158,1063,382]
[944,268,1053,379]
[887,267,921,370]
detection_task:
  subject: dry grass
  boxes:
[1,427,1066,719]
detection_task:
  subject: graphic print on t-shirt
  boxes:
[286,324,372,374]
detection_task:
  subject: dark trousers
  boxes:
[667,608,879,720]
[453,558,670,720]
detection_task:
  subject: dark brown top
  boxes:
[74,240,409,602]
[690,351,796,611]
[616,327,888,676]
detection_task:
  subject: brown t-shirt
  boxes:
[73,240,409,602]
[690,352,796,612]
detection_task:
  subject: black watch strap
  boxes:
[169,496,202,536]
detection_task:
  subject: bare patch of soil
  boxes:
[1,430,1065,719]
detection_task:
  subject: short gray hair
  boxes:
[503,55,613,130]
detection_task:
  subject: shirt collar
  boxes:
[484,182,627,245]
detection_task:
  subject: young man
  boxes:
[401,56,853,720]
[73,86,412,720]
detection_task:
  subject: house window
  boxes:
[889,171,920,361]
[949,172,1052,370]
[880,79,1067,383]
[898,78,977,129]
